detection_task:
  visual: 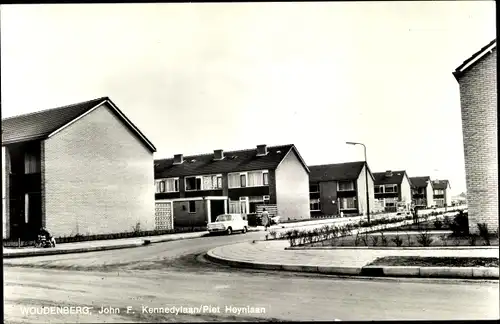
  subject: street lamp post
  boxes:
[346,142,370,223]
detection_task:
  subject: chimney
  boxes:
[214,149,224,160]
[173,154,184,165]
[256,144,268,156]
[385,170,393,177]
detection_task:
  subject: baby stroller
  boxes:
[34,234,55,248]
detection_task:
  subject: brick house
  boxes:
[154,144,310,227]
[453,39,498,234]
[410,176,434,208]
[373,170,412,212]
[1,97,157,240]
[308,161,376,217]
[431,179,451,208]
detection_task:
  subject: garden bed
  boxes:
[305,231,499,247]
[367,256,499,268]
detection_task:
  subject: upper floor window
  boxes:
[374,185,384,194]
[24,151,40,174]
[156,178,179,193]
[384,184,398,193]
[309,184,320,193]
[228,170,269,188]
[434,189,444,195]
[337,181,354,191]
[310,198,321,211]
[186,174,223,191]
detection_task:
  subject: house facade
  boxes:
[308,161,376,217]
[1,97,156,240]
[453,39,498,234]
[154,144,310,227]
[410,176,434,208]
[431,180,451,208]
[373,170,412,212]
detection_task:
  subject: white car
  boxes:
[207,214,248,235]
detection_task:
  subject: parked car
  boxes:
[207,214,248,235]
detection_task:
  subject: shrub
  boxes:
[392,233,403,247]
[433,219,443,230]
[268,230,277,240]
[370,235,379,247]
[450,211,469,237]
[443,216,452,228]
[416,230,434,247]
[467,235,477,246]
[380,232,389,247]
[361,232,369,246]
[406,232,414,246]
[439,234,449,246]
[477,223,491,246]
[354,232,361,246]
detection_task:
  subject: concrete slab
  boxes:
[472,267,499,279]
[381,266,421,277]
[419,267,474,278]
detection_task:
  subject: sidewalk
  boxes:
[206,240,499,279]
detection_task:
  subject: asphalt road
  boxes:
[4,231,499,323]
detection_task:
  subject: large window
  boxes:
[155,178,179,193]
[228,170,269,188]
[309,184,320,193]
[339,197,356,209]
[338,181,354,191]
[24,151,40,174]
[434,189,444,195]
[310,198,321,211]
[384,184,398,193]
[185,174,223,191]
[374,185,384,194]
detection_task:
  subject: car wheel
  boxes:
[226,227,232,235]
[242,226,247,234]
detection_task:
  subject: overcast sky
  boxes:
[1,2,496,195]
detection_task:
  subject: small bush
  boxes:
[361,232,369,246]
[450,212,469,237]
[417,230,434,247]
[433,219,443,230]
[467,235,477,246]
[439,234,449,246]
[380,232,389,247]
[392,233,403,247]
[268,230,277,240]
[477,223,491,246]
[354,232,361,246]
[443,216,452,227]
[370,235,379,247]
[406,233,414,246]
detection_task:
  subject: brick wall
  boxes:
[43,103,155,237]
[275,149,310,221]
[457,48,498,234]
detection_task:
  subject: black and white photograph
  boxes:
[1,1,498,322]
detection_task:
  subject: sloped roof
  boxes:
[308,161,370,182]
[154,144,308,178]
[409,176,431,189]
[454,39,497,78]
[432,179,450,190]
[1,97,156,152]
[373,170,407,185]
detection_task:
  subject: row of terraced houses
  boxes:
[2,40,496,241]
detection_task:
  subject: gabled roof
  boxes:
[154,144,309,178]
[1,97,156,152]
[453,39,497,79]
[308,161,373,182]
[410,176,431,189]
[373,170,407,185]
[432,179,450,190]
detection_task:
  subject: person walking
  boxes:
[261,208,270,231]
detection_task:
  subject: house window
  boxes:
[310,198,321,211]
[374,185,384,194]
[228,173,240,188]
[24,193,29,223]
[24,151,40,174]
[434,189,444,195]
[217,176,223,189]
[340,197,356,209]
[338,181,354,191]
[385,198,397,207]
[384,185,398,193]
[188,201,196,213]
[240,174,247,187]
[166,178,179,192]
[155,180,166,193]
[309,184,320,193]
[185,177,202,191]
[263,172,269,186]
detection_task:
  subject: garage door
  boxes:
[155,201,173,230]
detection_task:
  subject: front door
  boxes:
[210,200,225,222]
[11,192,42,241]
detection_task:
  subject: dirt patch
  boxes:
[367,256,499,268]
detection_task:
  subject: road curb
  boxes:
[286,246,500,250]
[3,241,145,258]
[206,248,499,279]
